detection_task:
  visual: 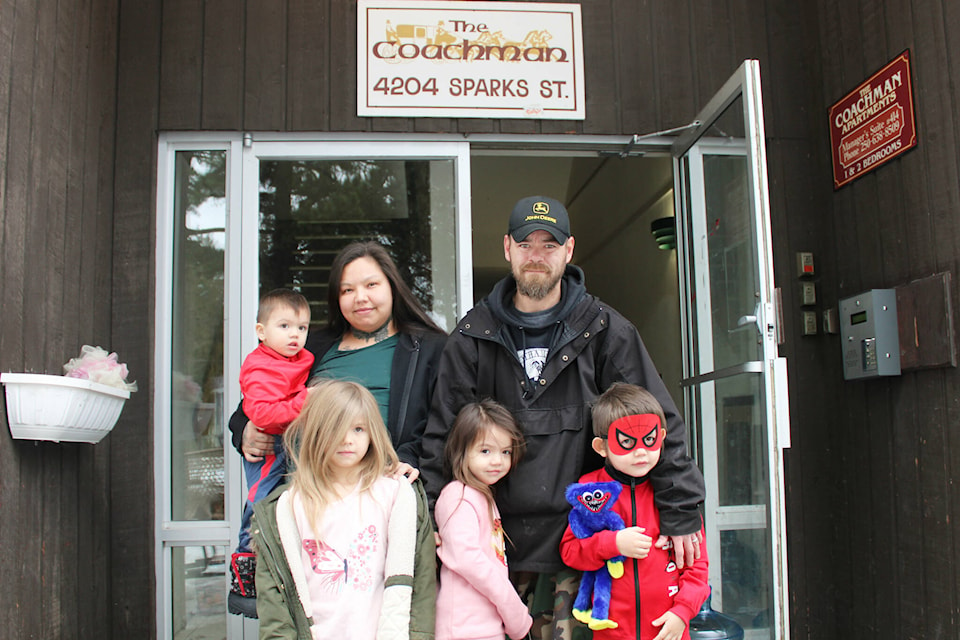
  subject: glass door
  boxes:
[231,138,470,637]
[157,134,470,639]
[672,61,791,639]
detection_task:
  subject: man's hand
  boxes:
[651,610,685,640]
[615,526,652,559]
[655,531,702,569]
[241,421,275,463]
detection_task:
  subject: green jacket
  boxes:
[252,480,437,639]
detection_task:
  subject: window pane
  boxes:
[720,529,772,637]
[172,545,227,640]
[703,150,761,369]
[715,375,768,507]
[171,151,227,521]
[258,158,458,332]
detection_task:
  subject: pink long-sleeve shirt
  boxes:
[435,482,532,640]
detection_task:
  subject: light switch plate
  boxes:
[800,281,816,306]
[802,310,817,335]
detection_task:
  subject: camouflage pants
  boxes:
[512,569,591,640]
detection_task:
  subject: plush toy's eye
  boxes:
[576,488,612,512]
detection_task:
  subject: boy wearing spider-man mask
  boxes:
[560,383,710,640]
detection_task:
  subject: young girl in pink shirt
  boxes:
[252,379,434,639]
[435,400,533,640]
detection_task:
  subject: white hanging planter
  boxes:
[1,372,130,443]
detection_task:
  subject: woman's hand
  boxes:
[394,462,420,483]
[241,421,275,462]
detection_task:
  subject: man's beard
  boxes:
[514,264,563,300]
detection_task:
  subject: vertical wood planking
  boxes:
[113,0,161,634]
[201,0,244,129]
[0,2,118,636]
[63,0,92,355]
[691,0,734,108]
[44,0,76,375]
[159,0,204,130]
[47,0,82,632]
[886,2,931,636]
[0,1,21,636]
[244,0,287,130]
[825,35,866,640]
[650,1,695,130]
[24,0,56,375]
[0,0,28,366]
[80,5,119,633]
[579,0,616,134]
[612,0,656,135]
[288,0,331,130]
[941,0,960,625]
[16,6,52,638]
[910,0,960,633]
[330,0,366,131]
[87,0,119,347]
[860,1,904,631]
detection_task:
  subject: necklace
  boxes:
[346,317,394,346]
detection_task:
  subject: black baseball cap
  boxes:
[508,195,571,244]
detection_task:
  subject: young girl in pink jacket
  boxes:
[435,400,533,640]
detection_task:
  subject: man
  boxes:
[419,195,704,638]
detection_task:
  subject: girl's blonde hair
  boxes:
[283,379,399,529]
[443,399,525,523]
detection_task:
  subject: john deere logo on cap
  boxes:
[532,201,550,215]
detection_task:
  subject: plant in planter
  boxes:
[2,346,137,444]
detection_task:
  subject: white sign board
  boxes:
[357,1,585,120]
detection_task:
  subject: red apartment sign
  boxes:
[829,50,917,189]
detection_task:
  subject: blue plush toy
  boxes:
[565,480,626,630]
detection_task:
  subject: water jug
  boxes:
[688,589,744,640]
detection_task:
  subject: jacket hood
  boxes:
[488,265,587,329]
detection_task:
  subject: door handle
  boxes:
[729,303,762,334]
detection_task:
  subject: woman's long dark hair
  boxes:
[326,241,445,337]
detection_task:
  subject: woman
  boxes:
[230,240,446,475]
[227,241,446,618]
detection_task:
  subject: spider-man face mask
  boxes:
[606,414,663,455]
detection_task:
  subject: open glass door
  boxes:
[673,61,790,639]
[230,138,471,636]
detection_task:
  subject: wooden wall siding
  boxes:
[152,0,803,137]
[0,0,120,638]
[114,0,163,637]
[786,0,960,638]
